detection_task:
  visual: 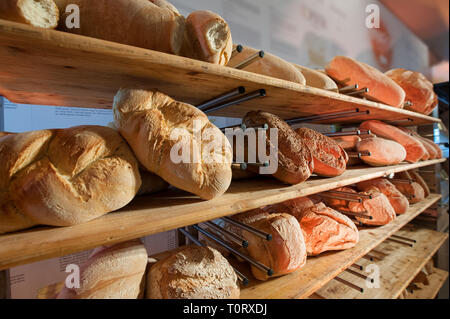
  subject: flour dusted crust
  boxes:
[57,240,148,299]
[356,137,406,166]
[147,245,240,299]
[113,88,232,200]
[0,126,141,234]
[0,0,59,29]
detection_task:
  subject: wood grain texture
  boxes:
[239,194,442,299]
[315,226,448,299]
[0,160,445,271]
[405,268,448,299]
[0,19,441,126]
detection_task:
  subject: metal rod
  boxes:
[324,190,373,199]
[193,225,274,276]
[197,87,246,110]
[362,255,374,261]
[366,254,382,261]
[231,44,243,59]
[204,89,266,114]
[222,217,272,241]
[385,118,413,125]
[385,237,414,247]
[285,109,360,125]
[236,161,270,171]
[391,234,416,243]
[324,130,360,137]
[389,178,413,184]
[339,84,359,94]
[233,50,265,69]
[371,249,388,257]
[179,228,249,286]
[205,221,249,248]
[333,276,364,293]
[319,193,362,203]
[351,263,364,271]
[337,210,373,220]
[347,151,371,158]
[404,101,414,107]
[345,87,369,96]
[344,268,374,283]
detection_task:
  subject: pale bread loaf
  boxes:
[113,89,232,200]
[57,240,148,299]
[146,245,240,299]
[0,126,141,234]
[356,137,407,166]
[0,0,59,29]
[293,64,338,92]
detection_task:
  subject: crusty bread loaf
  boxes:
[264,197,315,219]
[0,126,141,234]
[137,170,169,196]
[228,46,306,85]
[229,211,307,281]
[409,170,430,198]
[295,127,348,177]
[292,65,338,92]
[146,245,240,299]
[398,127,436,160]
[347,189,396,226]
[385,68,438,115]
[360,120,426,163]
[325,56,406,108]
[242,111,313,184]
[181,10,233,65]
[148,0,179,13]
[356,137,407,166]
[55,0,186,55]
[391,179,425,204]
[113,88,232,200]
[331,135,361,150]
[320,187,357,210]
[0,0,59,29]
[295,202,359,255]
[57,240,148,299]
[356,178,409,214]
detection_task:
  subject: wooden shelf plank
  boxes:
[0,159,445,271]
[239,194,442,299]
[405,268,448,299]
[0,19,441,126]
[315,226,448,299]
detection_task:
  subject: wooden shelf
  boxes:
[314,226,448,299]
[239,194,442,299]
[0,19,442,126]
[404,268,448,299]
[0,159,445,271]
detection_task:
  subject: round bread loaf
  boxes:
[57,240,148,299]
[113,88,232,200]
[293,65,338,92]
[331,135,361,150]
[242,111,313,184]
[0,126,141,234]
[385,68,438,115]
[348,189,396,226]
[0,0,59,29]
[147,245,240,299]
[356,137,407,166]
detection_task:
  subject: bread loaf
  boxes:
[356,178,409,214]
[137,170,169,196]
[229,211,307,281]
[359,120,426,163]
[0,0,59,29]
[146,245,240,299]
[295,127,348,177]
[113,89,232,200]
[347,189,396,226]
[55,0,186,55]
[331,135,361,150]
[356,137,407,166]
[181,10,233,65]
[242,111,313,184]
[293,65,338,92]
[320,187,357,210]
[409,170,430,198]
[228,46,306,85]
[0,126,141,234]
[398,127,437,160]
[385,68,438,115]
[391,179,425,204]
[149,0,179,13]
[57,240,148,299]
[325,56,406,108]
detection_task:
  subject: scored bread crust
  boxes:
[181,10,233,65]
[54,0,185,55]
[228,46,306,85]
[242,111,313,184]
[113,88,232,200]
[325,56,406,108]
[292,64,338,92]
[295,127,348,177]
[147,245,240,299]
[348,190,396,226]
[57,240,148,299]
[356,137,407,166]
[385,68,438,115]
[0,0,59,29]
[0,126,141,234]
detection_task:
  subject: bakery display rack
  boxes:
[0,18,448,299]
